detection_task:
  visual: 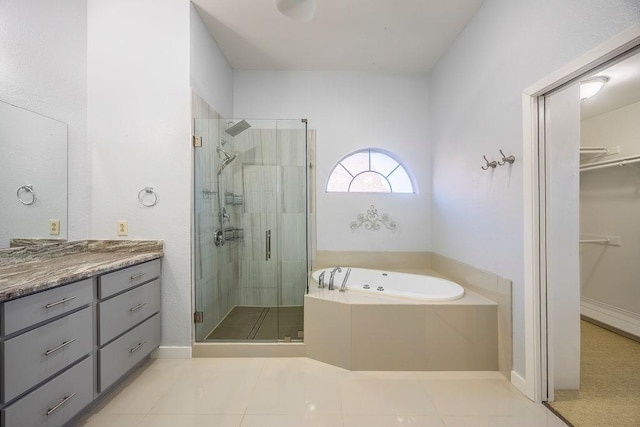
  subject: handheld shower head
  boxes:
[216,147,233,160]
[216,147,237,175]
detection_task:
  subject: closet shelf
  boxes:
[579,235,621,246]
[580,154,640,172]
[579,145,620,155]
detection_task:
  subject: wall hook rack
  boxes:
[498,149,515,165]
[481,155,498,170]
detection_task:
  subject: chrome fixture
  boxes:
[377,286,385,292]
[363,284,370,289]
[328,267,342,290]
[16,184,36,205]
[340,268,351,292]
[221,207,230,224]
[318,271,326,288]
[216,147,237,176]
[138,186,159,207]
[224,120,251,137]
[498,149,515,166]
[481,155,498,170]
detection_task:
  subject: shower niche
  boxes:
[193,117,310,343]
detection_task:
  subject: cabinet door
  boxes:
[98,313,160,392]
[2,307,93,403]
[1,278,93,336]
[99,259,161,299]
[98,279,161,346]
[2,356,93,427]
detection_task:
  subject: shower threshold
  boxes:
[205,305,304,341]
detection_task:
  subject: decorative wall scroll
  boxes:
[350,205,396,231]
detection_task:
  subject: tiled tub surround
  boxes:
[305,281,499,372]
[0,239,163,301]
[312,251,512,378]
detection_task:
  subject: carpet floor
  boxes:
[205,305,304,341]
[549,319,640,426]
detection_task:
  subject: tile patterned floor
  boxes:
[75,358,566,427]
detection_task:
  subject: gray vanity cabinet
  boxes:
[96,259,161,393]
[0,279,94,427]
[0,257,162,427]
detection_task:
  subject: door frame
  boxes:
[520,23,640,402]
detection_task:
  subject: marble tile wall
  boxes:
[193,93,239,339]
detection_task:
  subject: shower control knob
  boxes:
[377,286,384,291]
[363,284,370,289]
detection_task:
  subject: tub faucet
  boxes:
[328,267,342,290]
[318,271,326,288]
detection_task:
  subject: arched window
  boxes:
[326,149,415,193]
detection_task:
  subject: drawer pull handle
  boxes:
[129,302,147,312]
[44,296,77,309]
[44,339,76,356]
[130,341,147,353]
[46,392,77,416]
[130,272,146,281]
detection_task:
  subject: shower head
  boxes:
[216,147,237,175]
[225,120,251,137]
[216,146,233,160]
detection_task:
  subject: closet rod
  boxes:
[580,155,640,172]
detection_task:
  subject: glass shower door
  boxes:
[193,118,308,342]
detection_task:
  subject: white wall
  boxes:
[429,0,640,377]
[233,71,431,252]
[0,0,88,241]
[190,5,233,119]
[88,0,192,349]
[581,101,640,316]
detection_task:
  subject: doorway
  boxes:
[534,34,640,426]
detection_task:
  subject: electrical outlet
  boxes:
[49,219,60,235]
[117,220,128,236]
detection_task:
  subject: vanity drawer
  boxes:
[98,279,161,346]
[1,278,93,336]
[98,313,160,392]
[2,307,93,404]
[2,355,93,427]
[99,259,161,299]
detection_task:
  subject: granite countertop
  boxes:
[0,240,163,303]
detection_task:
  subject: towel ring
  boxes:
[138,187,158,207]
[17,185,37,205]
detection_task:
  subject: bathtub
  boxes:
[311,267,464,301]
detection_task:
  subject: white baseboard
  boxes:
[581,298,640,338]
[510,370,528,396]
[151,346,192,359]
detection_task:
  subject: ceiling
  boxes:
[581,50,640,120]
[192,0,486,72]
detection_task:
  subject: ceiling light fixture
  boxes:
[274,0,316,22]
[580,76,609,100]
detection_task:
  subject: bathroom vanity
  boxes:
[0,240,163,427]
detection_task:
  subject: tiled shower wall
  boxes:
[230,127,308,307]
[193,92,239,339]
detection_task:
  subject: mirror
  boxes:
[0,100,67,248]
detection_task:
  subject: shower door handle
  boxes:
[265,229,271,261]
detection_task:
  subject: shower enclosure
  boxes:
[193,118,309,342]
